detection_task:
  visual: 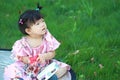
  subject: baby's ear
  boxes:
[25,28,31,35]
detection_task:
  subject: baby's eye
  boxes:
[40,19,45,22]
[36,22,40,25]
[42,20,45,22]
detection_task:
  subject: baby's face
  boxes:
[27,18,47,36]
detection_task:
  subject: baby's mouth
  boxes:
[42,28,46,31]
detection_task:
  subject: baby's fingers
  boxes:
[37,57,40,62]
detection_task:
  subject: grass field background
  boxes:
[0,0,120,80]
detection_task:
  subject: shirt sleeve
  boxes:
[11,40,29,61]
[44,30,60,52]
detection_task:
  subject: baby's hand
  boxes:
[21,56,29,64]
[37,54,46,64]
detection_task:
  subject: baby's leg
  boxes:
[55,67,67,78]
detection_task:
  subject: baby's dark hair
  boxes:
[18,4,43,35]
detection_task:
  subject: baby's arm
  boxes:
[17,51,55,64]
[17,55,37,64]
[16,51,55,64]
[37,51,55,63]
[42,51,55,60]
[17,56,30,64]
[22,56,30,64]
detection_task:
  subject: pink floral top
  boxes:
[4,30,70,79]
[11,30,60,61]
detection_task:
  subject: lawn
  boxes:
[0,0,120,80]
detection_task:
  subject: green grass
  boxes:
[0,0,120,79]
